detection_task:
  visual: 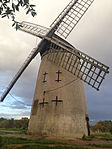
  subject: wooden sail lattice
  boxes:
[19,21,49,38]
[50,0,94,39]
[47,42,109,90]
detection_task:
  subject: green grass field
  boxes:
[0,136,87,149]
[93,133,112,141]
[0,128,112,149]
[0,128,27,134]
[86,133,112,141]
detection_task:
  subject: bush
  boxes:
[91,120,112,133]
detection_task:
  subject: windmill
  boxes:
[0,0,109,138]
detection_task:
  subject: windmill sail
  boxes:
[0,0,109,102]
[19,0,94,39]
[19,21,49,39]
[47,39,109,90]
[50,0,94,39]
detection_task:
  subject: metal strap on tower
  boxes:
[46,38,109,91]
[19,21,50,39]
[50,0,94,39]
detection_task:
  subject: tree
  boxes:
[0,0,36,29]
[8,118,14,128]
[0,117,6,122]
[0,117,29,129]
[91,120,112,133]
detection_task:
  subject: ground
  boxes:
[0,128,112,149]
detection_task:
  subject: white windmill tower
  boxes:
[1,0,109,138]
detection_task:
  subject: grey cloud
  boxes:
[0,111,30,119]
[89,108,112,121]
[3,103,28,110]
[85,84,112,121]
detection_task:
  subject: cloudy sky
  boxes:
[0,0,112,123]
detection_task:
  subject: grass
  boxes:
[88,143,112,148]
[93,133,112,137]
[3,145,88,149]
[92,133,112,141]
[0,128,25,131]
[0,128,27,134]
[12,145,88,149]
[1,130,112,149]
[0,136,88,149]
[82,133,112,141]
[1,136,68,145]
